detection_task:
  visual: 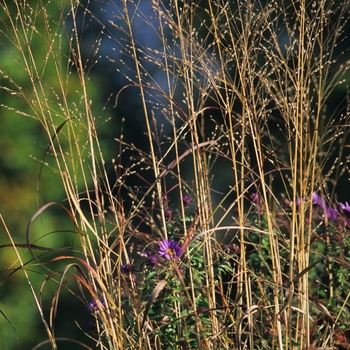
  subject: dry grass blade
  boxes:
[141,279,167,330]
[1,0,350,349]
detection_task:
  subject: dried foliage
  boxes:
[1,0,350,349]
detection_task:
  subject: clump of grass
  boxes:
[1,0,350,349]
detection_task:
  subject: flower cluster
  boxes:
[291,192,350,222]
[140,195,189,265]
[312,193,338,221]
[294,193,339,221]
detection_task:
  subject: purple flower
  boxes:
[250,193,259,202]
[142,251,158,265]
[312,193,327,208]
[339,201,350,213]
[164,208,173,220]
[158,239,182,260]
[325,207,338,221]
[121,264,133,274]
[311,193,338,221]
[87,296,105,313]
[312,193,322,206]
[182,195,192,206]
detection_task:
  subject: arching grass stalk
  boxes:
[1,0,350,349]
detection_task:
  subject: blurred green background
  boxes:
[0,1,109,348]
